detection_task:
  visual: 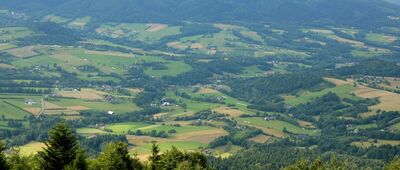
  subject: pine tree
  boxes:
[93,142,142,170]
[385,156,400,170]
[0,142,9,170]
[148,144,161,170]
[38,122,79,170]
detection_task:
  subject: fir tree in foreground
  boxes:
[89,142,142,170]
[0,142,9,170]
[37,122,83,170]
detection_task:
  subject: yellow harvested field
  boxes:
[190,43,204,49]
[213,107,246,117]
[166,41,186,50]
[323,77,350,86]
[6,46,39,58]
[353,85,400,117]
[298,120,316,129]
[174,129,228,143]
[45,101,64,109]
[58,89,105,99]
[354,86,400,112]
[146,24,168,32]
[0,63,16,69]
[84,50,133,58]
[67,106,90,111]
[197,87,219,94]
[24,108,41,115]
[249,126,286,138]
[248,134,271,143]
[127,135,168,145]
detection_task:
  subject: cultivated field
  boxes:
[236,117,320,136]
[352,139,400,148]
[6,46,39,58]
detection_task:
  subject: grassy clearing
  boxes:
[285,84,358,106]
[107,122,151,134]
[143,58,192,77]
[366,33,397,44]
[390,122,400,133]
[42,14,70,23]
[210,145,243,158]
[355,123,378,130]
[138,124,215,135]
[240,66,266,77]
[68,16,91,29]
[18,141,45,156]
[248,134,271,143]
[0,43,16,50]
[0,27,33,41]
[96,23,181,43]
[236,117,320,135]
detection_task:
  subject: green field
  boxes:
[12,48,191,79]
[0,94,42,119]
[51,98,141,113]
[42,14,70,23]
[138,124,215,135]
[390,122,400,132]
[135,26,181,42]
[97,23,181,43]
[0,43,16,50]
[0,27,33,41]
[236,117,319,135]
[285,84,358,106]
[141,57,192,77]
[240,66,266,77]
[106,122,151,134]
[68,16,91,29]
[355,123,378,130]
[365,33,397,44]
[19,142,45,156]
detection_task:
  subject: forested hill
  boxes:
[0,0,399,27]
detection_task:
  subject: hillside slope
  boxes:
[0,0,399,26]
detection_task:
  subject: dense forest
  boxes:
[0,0,399,27]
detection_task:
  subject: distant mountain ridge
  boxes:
[0,0,399,27]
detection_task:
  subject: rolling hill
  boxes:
[0,0,399,27]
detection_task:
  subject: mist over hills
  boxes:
[0,0,399,27]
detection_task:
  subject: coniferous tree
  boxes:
[149,144,161,170]
[38,122,79,170]
[0,142,9,170]
[385,157,400,170]
[92,142,142,170]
